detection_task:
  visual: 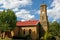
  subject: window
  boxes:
[29,29,31,34]
[23,29,25,35]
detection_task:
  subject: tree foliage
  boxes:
[49,21,60,36]
[0,9,17,32]
[6,9,17,30]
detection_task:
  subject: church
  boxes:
[13,4,49,40]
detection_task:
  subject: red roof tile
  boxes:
[16,20,39,26]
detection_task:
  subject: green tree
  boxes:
[49,21,60,36]
[0,9,17,38]
[6,9,17,37]
[0,10,9,39]
[6,9,17,30]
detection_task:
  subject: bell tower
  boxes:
[40,4,48,31]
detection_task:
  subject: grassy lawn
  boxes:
[0,37,12,40]
[0,37,22,40]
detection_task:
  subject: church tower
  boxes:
[40,4,49,31]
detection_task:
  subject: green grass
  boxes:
[0,37,21,40]
[0,37,12,40]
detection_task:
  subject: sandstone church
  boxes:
[13,4,49,40]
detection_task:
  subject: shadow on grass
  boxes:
[12,35,32,40]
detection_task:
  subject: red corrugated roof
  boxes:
[16,20,39,26]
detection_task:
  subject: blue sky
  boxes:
[0,0,60,22]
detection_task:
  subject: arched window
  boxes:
[23,29,25,35]
[29,29,32,35]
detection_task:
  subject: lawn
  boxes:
[0,37,12,40]
[0,37,22,40]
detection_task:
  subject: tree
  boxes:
[0,10,9,39]
[6,9,17,37]
[43,21,60,40]
[6,9,17,30]
[0,9,17,38]
[49,21,60,36]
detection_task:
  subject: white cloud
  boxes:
[0,0,32,9]
[0,0,33,21]
[47,0,60,21]
[36,10,40,14]
[21,20,26,22]
[13,8,19,12]
[16,9,34,21]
